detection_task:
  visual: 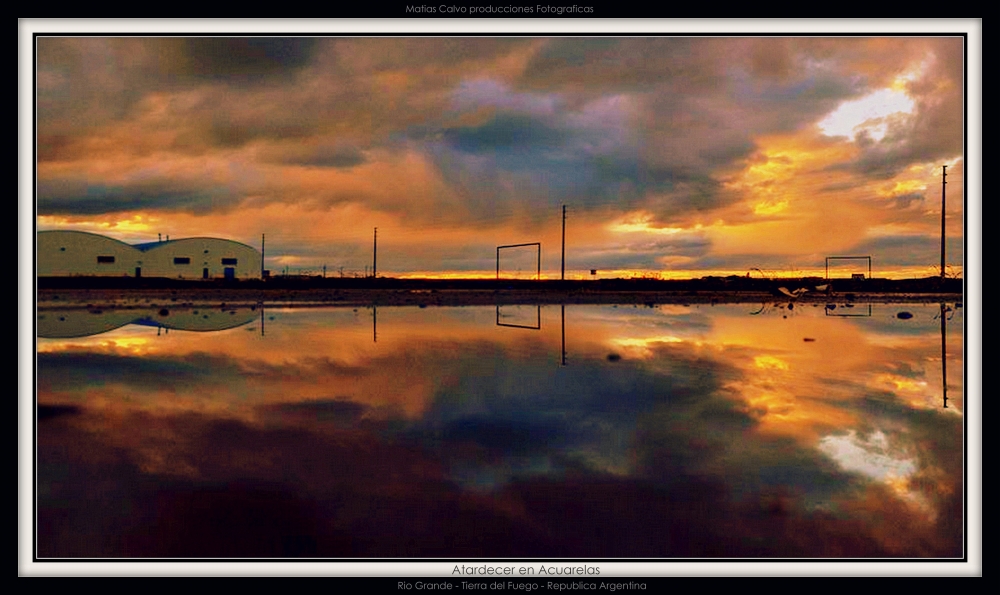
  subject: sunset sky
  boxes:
[34,34,969,279]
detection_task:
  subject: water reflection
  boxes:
[496,304,541,330]
[36,303,963,558]
[825,303,873,317]
[38,306,260,338]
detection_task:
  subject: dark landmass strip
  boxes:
[37,276,963,309]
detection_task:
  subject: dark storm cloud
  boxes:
[207,119,313,148]
[36,37,318,111]
[37,177,242,215]
[520,38,730,92]
[429,87,691,216]
[180,38,318,82]
[262,144,368,168]
[444,113,567,153]
[418,38,881,225]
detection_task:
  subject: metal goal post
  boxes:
[496,242,541,280]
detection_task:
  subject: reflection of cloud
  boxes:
[818,430,916,481]
[35,304,964,557]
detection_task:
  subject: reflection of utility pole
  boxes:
[941,302,948,408]
[940,165,948,280]
[561,303,567,366]
[561,205,566,281]
[373,304,377,343]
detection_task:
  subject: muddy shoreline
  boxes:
[36,287,963,310]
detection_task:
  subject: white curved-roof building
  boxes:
[38,230,262,280]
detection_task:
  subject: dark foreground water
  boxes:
[36,301,964,558]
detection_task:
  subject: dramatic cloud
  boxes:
[35,36,967,278]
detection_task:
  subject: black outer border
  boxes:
[24,25,976,574]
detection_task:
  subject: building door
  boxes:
[224,267,235,280]
[135,267,141,278]
[203,267,209,279]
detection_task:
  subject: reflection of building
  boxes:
[37,307,260,338]
[37,230,261,280]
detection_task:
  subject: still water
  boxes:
[36,301,964,558]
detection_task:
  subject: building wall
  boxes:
[37,230,141,277]
[139,237,262,280]
[38,231,262,280]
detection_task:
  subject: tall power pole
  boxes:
[373,227,378,279]
[561,205,566,281]
[940,165,947,280]
[261,233,265,279]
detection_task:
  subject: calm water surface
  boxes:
[37,302,964,557]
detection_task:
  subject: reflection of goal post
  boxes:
[825,255,872,280]
[497,242,541,280]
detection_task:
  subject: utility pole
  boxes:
[373,227,378,279]
[261,233,265,279]
[561,205,566,281]
[940,165,947,280]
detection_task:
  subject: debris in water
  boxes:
[803,337,816,342]
[896,311,913,320]
[607,353,622,362]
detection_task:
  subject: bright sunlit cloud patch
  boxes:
[818,88,915,141]
[608,211,689,235]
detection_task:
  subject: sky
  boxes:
[34,35,968,279]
